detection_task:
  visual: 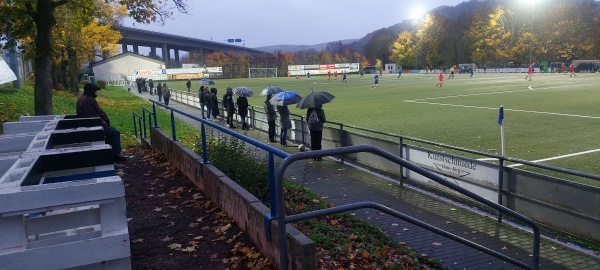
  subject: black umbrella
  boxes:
[296,91,335,109]
[199,78,215,85]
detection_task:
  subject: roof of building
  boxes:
[90,52,164,67]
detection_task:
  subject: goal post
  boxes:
[248,68,278,78]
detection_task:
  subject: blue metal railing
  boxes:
[139,100,290,238]
[274,145,540,270]
[134,100,542,270]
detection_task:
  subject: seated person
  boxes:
[76,83,127,162]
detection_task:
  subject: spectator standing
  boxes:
[162,83,171,105]
[199,86,206,119]
[210,87,220,120]
[306,105,326,161]
[277,105,291,146]
[76,83,126,163]
[205,87,213,121]
[236,95,249,130]
[264,94,277,142]
[224,88,236,128]
[156,83,163,103]
[148,79,154,95]
[186,79,192,92]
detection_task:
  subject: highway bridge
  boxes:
[115,25,266,68]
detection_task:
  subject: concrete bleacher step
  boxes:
[0,116,131,270]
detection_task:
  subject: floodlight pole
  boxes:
[529,1,534,66]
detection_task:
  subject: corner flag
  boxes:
[498,106,505,156]
[498,106,504,126]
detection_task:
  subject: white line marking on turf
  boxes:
[403,101,600,119]
[528,85,534,90]
[508,149,600,167]
[408,82,600,102]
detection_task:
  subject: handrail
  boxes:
[156,89,600,182]
[131,111,143,139]
[274,145,540,270]
[147,100,289,236]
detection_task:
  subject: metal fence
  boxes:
[132,101,544,269]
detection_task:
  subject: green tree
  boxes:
[416,13,451,67]
[364,29,395,66]
[389,31,415,68]
[0,0,189,115]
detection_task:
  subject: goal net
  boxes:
[248,68,278,78]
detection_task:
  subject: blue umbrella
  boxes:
[269,91,302,106]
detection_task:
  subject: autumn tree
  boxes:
[0,0,189,115]
[416,13,452,67]
[52,0,125,93]
[389,31,415,68]
[537,0,599,61]
[363,29,395,66]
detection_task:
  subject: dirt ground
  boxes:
[119,147,273,269]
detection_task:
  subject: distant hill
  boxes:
[254,39,358,53]
[253,0,501,54]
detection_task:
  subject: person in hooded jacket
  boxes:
[156,83,163,103]
[277,105,292,146]
[199,86,206,119]
[307,105,326,161]
[162,83,171,105]
[210,88,220,119]
[264,94,277,142]
[236,94,249,130]
[224,88,236,128]
[76,83,126,162]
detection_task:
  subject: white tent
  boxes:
[0,57,17,85]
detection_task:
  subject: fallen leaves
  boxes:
[220,223,232,232]
[124,149,273,269]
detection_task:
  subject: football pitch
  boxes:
[177,72,600,181]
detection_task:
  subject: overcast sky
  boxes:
[126,0,466,48]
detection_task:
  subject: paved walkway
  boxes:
[128,87,600,270]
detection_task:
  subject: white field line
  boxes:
[507,149,600,167]
[407,82,600,102]
[402,101,600,119]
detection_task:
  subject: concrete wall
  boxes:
[162,92,600,242]
[148,127,315,270]
[505,168,600,241]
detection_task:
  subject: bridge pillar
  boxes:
[150,47,156,59]
[174,49,180,68]
[133,45,139,55]
[122,44,128,53]
[162,43,169,67]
